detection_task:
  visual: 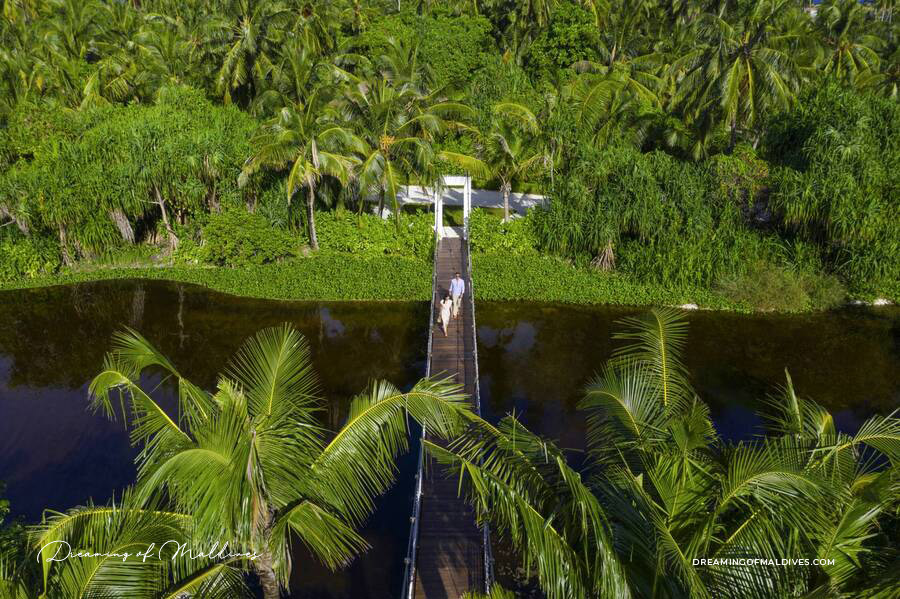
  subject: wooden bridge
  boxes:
[401,178,493,599]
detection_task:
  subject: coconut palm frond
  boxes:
[612,307,692,409]
[311,377,470,524]
[436,151,491,179]
[94,327,215,429]
[225,323,321,424]
[425,441,590,599]
[270,500,368,574]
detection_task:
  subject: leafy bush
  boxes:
[468,208,538,255]
[0,234,60,281]
[0,86,258,258]
[535,144,755,287]
[192,209,297,267]
[524,0,601,83]
[473,253,730,308]
[354,9,493,90]
[764,83,900,295]
[316,211,434,258]
[717,261,846,311]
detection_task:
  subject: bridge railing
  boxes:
[400,233,438,599]
[465,228,495,592]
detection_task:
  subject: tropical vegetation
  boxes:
[0,0,897,308]
[0,324,472,598]
[430,308,900,598]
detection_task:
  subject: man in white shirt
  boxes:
[449,272,465,320]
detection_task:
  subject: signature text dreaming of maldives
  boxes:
[38,540,260,563]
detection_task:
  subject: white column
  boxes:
[463,175,471,237]
[434,186,443,240]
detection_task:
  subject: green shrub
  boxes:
[799,272,847,310]
[354,10,493,91]
[468,208,538,255]
[764,83,900,295]
[0,234,60,281]
[717,261,846,311]
[316,210,434,258]
[524,0,601,83]
[195,209,297,267]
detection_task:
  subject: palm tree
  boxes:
[213,0,293,107]
[341,75,485,224]
[482,102,546,221]
[1,489,249,598]
[429,309,900,599]
[672,0,808,151]
[241,88,361,250]
[814,0,884,86]
[491,0,558,64]
[570,60,666,151]
[88,324,471,599]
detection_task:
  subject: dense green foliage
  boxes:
[1,0,898,308]
[766,83,900,295]
[473,253,731,308]
[353,8,494,91]
[0,254,432,301]
[1,87,257,262]
[317,210,434,258]
[176,208,298,267]
[432,309,900,599]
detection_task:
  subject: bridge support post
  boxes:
[433,185,443,240]
[462,174,471,238]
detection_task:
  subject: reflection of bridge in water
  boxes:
[401,177,493,599]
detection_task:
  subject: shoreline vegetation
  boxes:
[2,206,895,312]
[1,246,894,312]
[2,3,899,312]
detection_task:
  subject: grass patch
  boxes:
[473,253,739,310]
[0,253,432,302]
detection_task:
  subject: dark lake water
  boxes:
[1,280,898,598]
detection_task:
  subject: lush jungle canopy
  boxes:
[0,0,898,307]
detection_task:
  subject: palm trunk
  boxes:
[377,189,385,218]
[253,552,280,599]
[153,186,178,249]
[502,182,511,222]
[307,185,319,251]
[58,223,73,266]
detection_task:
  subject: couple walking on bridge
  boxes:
[438,272,465,337]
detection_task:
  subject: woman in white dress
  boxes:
[438,294,452,337]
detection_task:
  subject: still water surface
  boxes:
[1,280,897,598]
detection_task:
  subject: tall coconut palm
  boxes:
[428,308,900,599]
[88,324,470,599]
[814,0,884,86]
[241,88,361,250]
[672,0,808,151]
[482,102,546,221]
[213,0,293,107]
[341,76,486,224]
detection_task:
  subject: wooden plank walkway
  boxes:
[412,231,485,599]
